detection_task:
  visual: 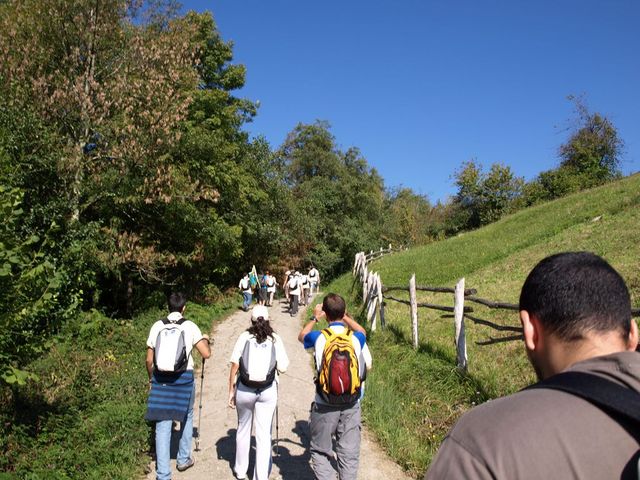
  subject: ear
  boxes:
[520,310,540,351]
[626,319,639,351]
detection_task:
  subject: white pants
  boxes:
[234,382,277,480]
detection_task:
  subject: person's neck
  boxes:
[543,332,629,378]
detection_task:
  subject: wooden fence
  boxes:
[353,249,640,372]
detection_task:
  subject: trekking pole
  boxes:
[194,357,206,452]
[275,383,280,456]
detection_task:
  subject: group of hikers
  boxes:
[238,266,320,316]
[145,251,640,480]
[146,290,368,480]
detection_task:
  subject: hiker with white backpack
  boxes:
[308,265,320,297]
[228,305,290,480]
[265,271,277,306]
[145,292,211,479]
[238,273,252,311]
[287,272,301,316]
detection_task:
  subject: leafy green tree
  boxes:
[521,97,625,207]
[382,187,434,246]
[559,96,624,185]
[278,122,385,278]
[451,160,523,230]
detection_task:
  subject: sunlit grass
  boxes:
[325,173,640,478]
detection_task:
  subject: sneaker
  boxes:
[233,470,247,479]
[176,457,195,472]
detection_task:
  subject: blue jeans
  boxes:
[155,386,195,480]
[242,292,252,310]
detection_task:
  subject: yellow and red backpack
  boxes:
[316,328,361,405]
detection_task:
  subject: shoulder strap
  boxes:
[527,371,640,424]
[320,328,334,340]
[162,317,186,325]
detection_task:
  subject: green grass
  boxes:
[325,173,640,478]
[0,298,236,479]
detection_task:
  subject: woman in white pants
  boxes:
[228,306,289,480]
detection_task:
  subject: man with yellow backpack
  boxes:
[298,293,371,480]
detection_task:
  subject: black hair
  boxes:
[168,292,187,313]
[248,318,274,343]
[519,252,631,341]
[322,293,346,321]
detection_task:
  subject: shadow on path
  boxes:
[273,420,314,480]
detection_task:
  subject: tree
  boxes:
[451,160,523,230]
[0,4,263,313]
[0,0,201,223]
[382,188,434,246]
[277,121,385,278]
[521,97,625,206]
[559,96,624,186]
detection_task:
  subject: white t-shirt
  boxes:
[308,268,319,282]
[229,331,290,378]
[287,277,301,295]
[239,277,251,293]
[266,275,277,292]
[146,312,205,370]
[301,275,310,289]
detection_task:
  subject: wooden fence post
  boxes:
[378,275,385,330]
[375,273,383,330]
[367,272,377,327]
[410,274,418,349]
[454,278,468,371]
[362,267,369,303]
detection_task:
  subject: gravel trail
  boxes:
[145,297,412,480]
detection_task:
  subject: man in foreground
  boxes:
[426,251,640,479]
[299,293,371,480]
[145,293,211,480]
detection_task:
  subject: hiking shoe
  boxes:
[176,458,195,472]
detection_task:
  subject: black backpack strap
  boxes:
[527,371,640,424]
[162,317,186,325]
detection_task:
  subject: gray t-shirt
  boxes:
[426,351,640,480]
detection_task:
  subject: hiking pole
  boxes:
[194,357,206,452]
[276,403,280,456]
[275,384,280,456]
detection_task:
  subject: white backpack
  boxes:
[238,338,277,389]
[153,319,188,373]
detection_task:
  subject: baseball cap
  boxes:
[251,305,269,321]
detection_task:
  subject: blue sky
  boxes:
[182,1,639,202]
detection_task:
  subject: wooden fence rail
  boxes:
[353,249,640,372]
[383,285,478,296]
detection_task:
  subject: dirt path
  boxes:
[146,297,412,480]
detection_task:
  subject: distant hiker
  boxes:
[308,266,320,297]
[300,272,311,306]
[145,292,211,479]
[287,273,301,316]
[425,252,640,480]
[258,271,268,306]
[282,270,291,302]
[249,269,259,291]
[298,293,371,480]
[239,273,252,311]
[266,271,277,306]
[228,305,289,480]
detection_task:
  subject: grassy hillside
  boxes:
[325,173,640,478]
